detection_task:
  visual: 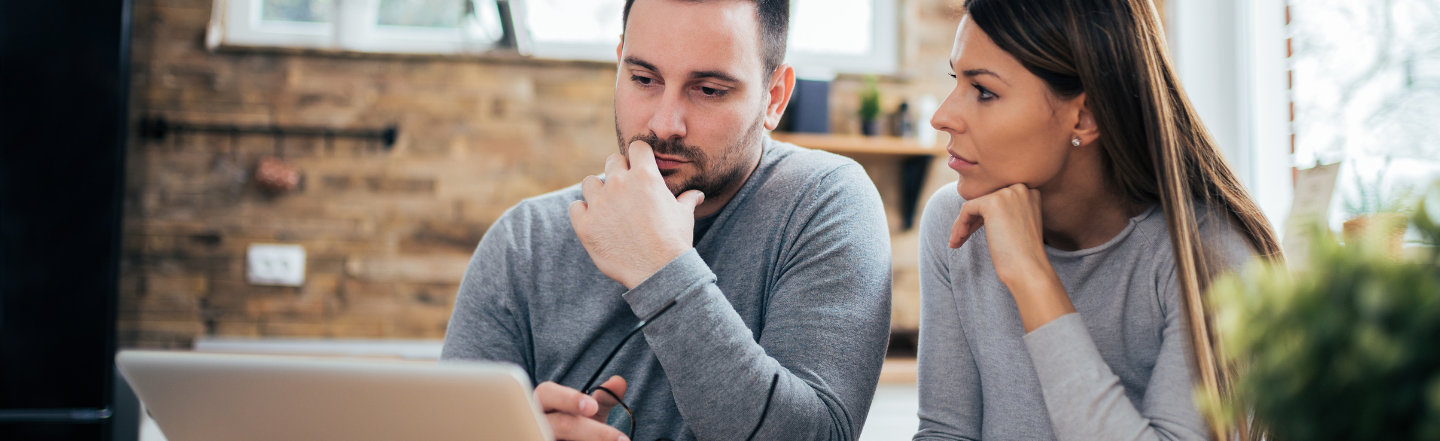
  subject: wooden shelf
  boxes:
[769,132,943,157]
[770,132,944,231]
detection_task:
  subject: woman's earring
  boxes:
[1071,137,1082,147]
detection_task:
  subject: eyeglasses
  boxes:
[573,299,780,441]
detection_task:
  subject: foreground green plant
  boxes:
[1207,182,1440,440]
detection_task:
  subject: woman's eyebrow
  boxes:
[962,68,1010,86]
[949,60,1011,86]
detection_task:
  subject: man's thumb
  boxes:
[678,190,705,210]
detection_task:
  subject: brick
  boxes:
[344,254,470,284]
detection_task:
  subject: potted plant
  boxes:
[1205,181,1440,439]
[858,75,882,136]
[1342,157,1414,256]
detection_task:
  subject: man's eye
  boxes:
[697,86,727,98]
[632,75,654,85]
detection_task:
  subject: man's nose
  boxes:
[647,88,687,140]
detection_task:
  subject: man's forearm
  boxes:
[623,250,886,441]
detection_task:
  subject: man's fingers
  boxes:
[568,200,589,232]
[593,376,628,404]
[676,190,705,211]
[627,141,660,176]
[604,153,629,178]
[580,175,603,200]
[545,412,629,441]
[535,382,598,417]
[588,375,629,423]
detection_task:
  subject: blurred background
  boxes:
[1,0,1435,440]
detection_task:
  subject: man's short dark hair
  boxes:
[622,0,790,78]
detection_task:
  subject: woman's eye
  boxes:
[632,75,654,85]
[974,84,997,101]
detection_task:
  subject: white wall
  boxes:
[1168,0,1295,235]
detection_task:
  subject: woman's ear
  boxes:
[1072,93,1100,146]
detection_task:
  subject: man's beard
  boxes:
[616,115,765,197]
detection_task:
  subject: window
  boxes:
[208,0,900,74]
[787,0,898,74]
[208,0,509,54]
[1289,0,1440,231]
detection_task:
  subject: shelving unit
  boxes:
[769,132,946,230]
[769,132,943,157]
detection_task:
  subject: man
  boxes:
[441,0,891,440]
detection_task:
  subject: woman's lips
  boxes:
[947,149,977,172]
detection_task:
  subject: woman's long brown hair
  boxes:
[961,0,1284,438]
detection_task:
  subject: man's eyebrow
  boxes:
[623,56,660,73]
[623,56,740,84]
[690,70,741,83]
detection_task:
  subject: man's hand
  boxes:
[570,141,705,289]
[534,376,630,441]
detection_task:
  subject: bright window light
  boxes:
[261,0,333,23]
[789,0,872,56]
[1290,0,1440,230]
[524,0,624,44]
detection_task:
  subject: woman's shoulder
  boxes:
[1133,201,1260,274]
[919,183,965,246]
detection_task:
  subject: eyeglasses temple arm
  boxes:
[581,299,679,392]
[744,372,781,441]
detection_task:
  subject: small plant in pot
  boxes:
[1205,181,1440,440]
[858,75,882,136]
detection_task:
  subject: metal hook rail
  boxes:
[139,116,398,149]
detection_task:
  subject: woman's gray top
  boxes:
[914,185,1256,441]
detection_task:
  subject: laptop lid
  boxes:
[116,350,553,441]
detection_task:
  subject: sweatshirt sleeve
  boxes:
[1021,207,1257,441]
[621,164,893,441]
[1022,311,1208,441]
[914,186,984,441]
[439,205,535,378]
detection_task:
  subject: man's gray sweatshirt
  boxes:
[441,139,893,441]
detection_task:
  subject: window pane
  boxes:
[1290,0,1440,226]
[525,0,624,44]
[377,0,466,28]
[261,0,334,23]
[790,0,872,56]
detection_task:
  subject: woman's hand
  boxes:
[950,183,1075,332]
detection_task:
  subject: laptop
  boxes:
[116,350,553,441]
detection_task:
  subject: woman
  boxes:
[915,0,1282,440]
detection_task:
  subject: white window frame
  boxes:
[1168,0,1293,235]
[506,0,899,73]
[207,0,508,54]
[208,0,900,75]
[784,0,898,75]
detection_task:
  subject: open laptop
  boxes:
[116,350,553,441]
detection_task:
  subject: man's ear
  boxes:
[763,64,796,130]
[1072,93,1100,146]
[615,37,624,62]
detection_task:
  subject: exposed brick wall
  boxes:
[120,0,970,348]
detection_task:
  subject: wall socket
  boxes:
[247,244,306,287]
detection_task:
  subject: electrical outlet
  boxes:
[247,244,306,287]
